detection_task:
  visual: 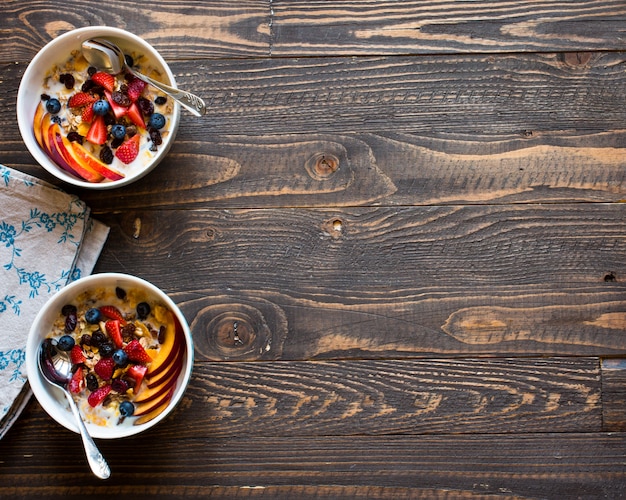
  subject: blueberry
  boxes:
[85,307,101,324]
[136,302,151,320]
[92,99,110,116]
[112,349,129,366]
[56,334,75,351]
[148,112,166,130]
[46,98,61,114]
[119,401,135,417]
[111,124,126,140]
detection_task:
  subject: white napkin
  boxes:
[0,165,109,438]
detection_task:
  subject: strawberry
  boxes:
[100,305,126,323]
[126,77,146,102]
[115,134,140,164]
[88,384,111,407]
[69,367,85,394]
[70,344,86,365]
[91,71,115,92]
[105,319,124,349]
[126,102,146,128]
[94,357,115,380]
[127,364,148,392]
[104,90,128,118]
[68,92,96,108]
[81,103,94,123]
[86,115,107,145]
[124,339,152,364]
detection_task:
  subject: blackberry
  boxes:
[100,145,114,164]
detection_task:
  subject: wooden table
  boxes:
[1,2,625,498]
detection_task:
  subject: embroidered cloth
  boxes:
[0,165,109,438]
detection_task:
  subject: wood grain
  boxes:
[85,205,626,359]
[601,358,626,431]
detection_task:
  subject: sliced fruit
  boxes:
[134,364,181,404]
[104,319,124,349]
[81,103,95,123]
[127,364,148,393]
[91,71,115,92]
[104,90,129,118]
[94,357,115,380]
[68,367,85,394]
[123,339,152,364]
[33,102,46,147]
[86,115,107,145]
[70,344,86,364]
[88,384,111,407]
[126,102,146,128]
[115,134,140,164]
[146,312,183,377]
[99,305,126,323]
[68,92,96,108]
[69,141,125,181]
[133,385,175,419]
[145,338,184,388]
[53,128,105,182]
[126,77,146,102]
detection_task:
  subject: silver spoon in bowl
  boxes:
[38,339,111,479]
[81,38,206,116]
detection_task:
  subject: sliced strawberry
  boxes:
[115,134,140,164]
[81,103,94,123]
[126,102,146,128]
[88,384,111,407]
[70,344,86,365]
[86,115,107,145]
[94,357,115,380]
[104,90,129,118]
[68,92,96,108]
[127,364,148,392]
[124,339,152,364]
[91,71,115,92]
[126,77,146,102]
[105,319,124,349]
[69,367,85,394]
[100,305,126,323]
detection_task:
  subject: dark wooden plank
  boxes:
[84,204,626,359]
[1,421,624,499]
[272,0,626,56]
[0,0,269,62]
[601,358,626,432]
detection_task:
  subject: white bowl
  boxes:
[26,273,193,439]
[17,26,181,189]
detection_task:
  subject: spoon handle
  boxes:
[65,391,111,479]
[129,68,206,117]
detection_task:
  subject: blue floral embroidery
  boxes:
[0,349,26,383]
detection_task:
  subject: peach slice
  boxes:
[133,386,176,425]
[146,312,184,378]
[70,142,125,181]
[33,102,45,147]
[134,361,182,404]
[51,124,104,183]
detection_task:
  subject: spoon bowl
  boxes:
[38,339,111,479]
[82,38,206,116]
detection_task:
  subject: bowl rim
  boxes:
[17,26,181,190]
[25,272,193,439]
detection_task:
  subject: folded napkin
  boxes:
[0,165,109,439]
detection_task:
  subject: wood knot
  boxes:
[561,52,592,68]
[305,153,340,180]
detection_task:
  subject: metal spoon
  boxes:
[81,38,206,116]
[38,339,111,479]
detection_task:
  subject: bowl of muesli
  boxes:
[26,273,193,439]
[17,26,181,189]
